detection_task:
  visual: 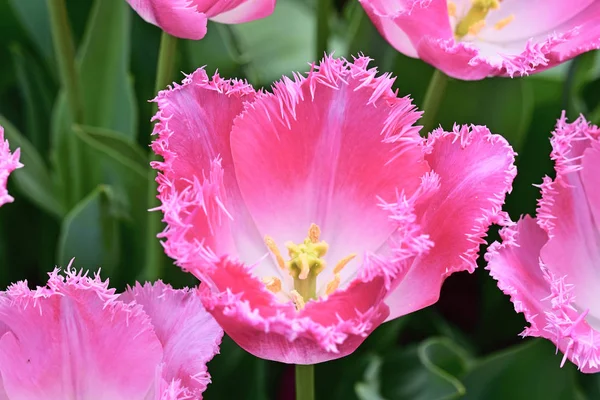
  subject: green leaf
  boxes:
[379,338,468,400]
[7,0,53,61]
[0,115,64,218]
[462,339,583,400]
[57,185,120,276]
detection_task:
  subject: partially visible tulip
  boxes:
[0,266,223,399]
[151,55,516,364]
[125,0,276,40]
[487,113,600,372]
[359,0,600,80]
[0,126,22,207]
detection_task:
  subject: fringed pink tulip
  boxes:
[359,0,600,80]
[0,266,223,399]
[0,126,22,207]
[152,55,516,364]
[486,113,600,372]
[125,0,276,40]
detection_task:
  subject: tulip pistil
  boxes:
[264,223,356,310]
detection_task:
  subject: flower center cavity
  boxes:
[448,0,514,39]
[263,223,356,310]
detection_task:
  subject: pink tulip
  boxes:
[151,55,516,364]
[0,266,223,399]
[486,113,600,372]
[125,0,276,40]
[0,126,22,208]
[359,0,600,80]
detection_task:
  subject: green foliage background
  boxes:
[1,0,599,398]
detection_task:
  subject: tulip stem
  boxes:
[144,32,178,281]
[46,0,84,205]
[420,69,449,135]
[316,0,332,60]
[295,364,315,400]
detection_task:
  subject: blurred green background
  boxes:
[1,0,599,398]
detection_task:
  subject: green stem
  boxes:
[46,0,84,205]
[144,32,178,281]
[316,0,332,60]
[295,364,315,400]
[420,69,449,135]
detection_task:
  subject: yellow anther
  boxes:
[468,20,486,36]
[262,276,282,293]
[290,290,305,311]
[326,274,341,295]
[494,14,514,30]
[308,223,320,243]
[298,253,310,280]
[333,253,356,274]
[447,1,457,17]
[454,0,500,38]
[265,236,286,270]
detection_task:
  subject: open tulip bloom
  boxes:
[0,126,22,207]
[0,266,223,399]
[359,0,600,80]
[125,0,276,40]
[486,113,600,372]
[151,55,517,364]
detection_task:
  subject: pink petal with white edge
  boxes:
[0,268,163,400]
[200,257,390,364]
[0,126,23,207]
[125,0,209,40]
[208,0,276,24]
[121,282,223,399]
[385,125,517,320]
[152,69,268,281]
[230,55,427,284]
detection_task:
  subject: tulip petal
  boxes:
[385,125,517,320]
[0,126,22,207]
[0,269,163,400]
[209,0,276,24]
[230,55,427,283]
[121,282,223,398]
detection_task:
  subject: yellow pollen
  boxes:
[494,14,515,30]
[325,274,340,296]
[262,276,282,293]
[454,0,501,39]
[334,253,356,274]
[263,224,357,308]
[447,1,456,17]
[290,290,305,311]
[264,236,286,270]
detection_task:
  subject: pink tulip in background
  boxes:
[151,55,517,364]
[359,0,600,80]
[0,126,21,207]
[125,0,276,40]
[486,113,600,372]
[0,267,223,399]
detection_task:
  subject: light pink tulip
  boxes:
[359,0,600,80]
[151,55,516,364]
[125,0,276,40]
[0,266,223,399]
[0,126,22,207]
[487,113,600,372]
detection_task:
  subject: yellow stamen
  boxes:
[290,290,305,310]
[334,253,356,274]
[494,14,514,30]
[468,20,486,36]
[265,236,286,270]
[262,276,282,293]
[454,0,500,38]
[308,223,320,243]
[326,273,341,295]
[447,1,457,17]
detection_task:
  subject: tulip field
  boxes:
[0,0,599,399]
